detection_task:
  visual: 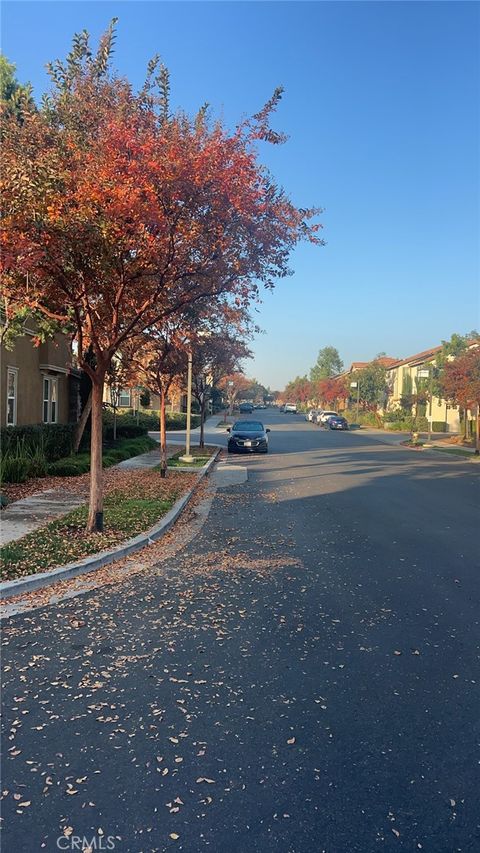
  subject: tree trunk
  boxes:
[199,395,205,448]
[113,408,117,442]
[73,390,92,453]
[86,378,105,533]
[160,387,167,478]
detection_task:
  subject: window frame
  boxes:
[118,388,131,408]
[6,367,18,427]
[42,375,59,424]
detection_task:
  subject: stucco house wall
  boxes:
[386,346,461,432]
[1,324,78,428]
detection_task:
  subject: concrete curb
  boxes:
[0,448,221,601]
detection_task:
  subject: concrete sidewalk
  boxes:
[350,426,478,455]
[1,447,175,547]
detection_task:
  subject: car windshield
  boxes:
[233,421,264,431]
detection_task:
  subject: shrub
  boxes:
[140,389,151,407]
[165,412,201,430]
[383,410,404,423]
[105,423,146,440]
[47,460,84,477]
[47,457,90,477]
[26,445,49,478]
[432,421,448,432]
[1,455,30,483]
[102,455,118,468]
[0,436,49,482]
[415,416,429,431]
[0,423,75,462]
[105,448,131,462]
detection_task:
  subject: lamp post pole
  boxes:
[428,364,433,443]
[179,350,194,463]
[417,365,433,443]
[350,381,360,423]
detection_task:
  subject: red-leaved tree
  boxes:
[316,376,348,408]
[441,347,480,451]
[1,22,322,530]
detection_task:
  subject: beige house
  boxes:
[1,323,80,428]
[385,345,460,432]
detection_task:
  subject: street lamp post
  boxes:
[417,365,433,443]
[179,350,194,463]
[110,383,120,441]
[350,381,360,423]
[134,386,142,426]
[224,379,234,422]
[428,366,433,443]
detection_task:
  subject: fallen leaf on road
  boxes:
[287,737,296,744]
[196,777,215,784]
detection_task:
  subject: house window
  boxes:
[42,376,58,423]
[118,388,131,408]
[6,368,18,426]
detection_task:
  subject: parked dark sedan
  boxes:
[227,420,270,453]
[326,415,349,430]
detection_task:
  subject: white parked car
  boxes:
[284,403,297,413]
[317,410,338,425]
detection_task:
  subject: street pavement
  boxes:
[2,411,479,852]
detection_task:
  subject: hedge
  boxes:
[137,411,200,432]
[1,423,76,462]
[432,421,448,432]
[46,436,157,478]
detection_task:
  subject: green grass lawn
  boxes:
[431,446,476,458]
[1,489,176,581]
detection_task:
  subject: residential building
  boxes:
[386,342,478,432]
[1,322,80,428]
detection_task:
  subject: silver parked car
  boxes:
[316,410,338,425]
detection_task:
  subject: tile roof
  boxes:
[387,345,442,369]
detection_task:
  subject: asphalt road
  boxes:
[2,411,479,853]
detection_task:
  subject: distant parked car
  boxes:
[326,415,349,430]
[227,420,270,453]
[284,403,297,413]
[316,410,338,425]
[239,402,254,414]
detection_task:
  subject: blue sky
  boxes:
[2,1,479,389]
